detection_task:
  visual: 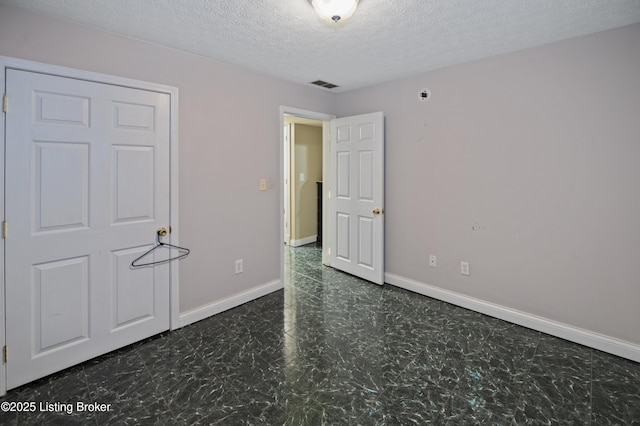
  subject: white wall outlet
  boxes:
[460,261,470,276]
[235,259,243,274]
[429,255,437,267]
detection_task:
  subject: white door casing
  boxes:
[4,68,173,389]
[284,124,291,245]
[329,112,385,284]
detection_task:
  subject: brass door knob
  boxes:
[157,227,168,237]
[372,208,381,215]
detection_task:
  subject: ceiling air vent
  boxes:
[310,80,339,89]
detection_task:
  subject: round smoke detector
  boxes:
[419,88,431,102]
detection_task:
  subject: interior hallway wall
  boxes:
[336,23,640,347]
[0,5,336,315]
[292,124,322,243]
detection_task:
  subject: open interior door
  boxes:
[329,112,384,284]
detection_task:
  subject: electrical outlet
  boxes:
[235,259,243,274]
[429,255,437,268]
[460,261,470,276]
[259,179,267,191]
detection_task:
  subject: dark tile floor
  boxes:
[1,243,640,425]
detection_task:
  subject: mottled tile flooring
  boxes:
[2,243,640,425]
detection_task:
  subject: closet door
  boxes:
[5,69,171,389]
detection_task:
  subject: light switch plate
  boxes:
[461,261,470,276]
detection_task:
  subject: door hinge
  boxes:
[2,94,7,113]
[2,221,6,239]
[3,346,7,363]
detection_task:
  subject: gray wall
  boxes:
[1,4,639,349]
[0,5,336,314]
[336,23,640,346]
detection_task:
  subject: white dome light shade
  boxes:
[312,0,359,23]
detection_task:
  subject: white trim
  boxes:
[0,56,177,95]
[0,56,180,394]
[321,121,332,266]
[177,280,283,328]
[385,273,640,363]
[283,123,291,245]
[0,60,6,397]
[279,106,336,294]
[168,84,181,330]
[290,235,318,247]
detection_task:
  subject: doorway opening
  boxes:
[280,107,386,287]
[284,114,324,248]
[279,107,335,281]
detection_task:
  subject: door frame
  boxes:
[283,123,291,245]
[0,56,180,395]
[279,106,335,279]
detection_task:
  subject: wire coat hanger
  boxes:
[131,227,190,268]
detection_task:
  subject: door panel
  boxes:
[336,152,351,197]
[34,91,90,126]
[5,69,171,389]
[358,216,374,267]
[111,247,156,329]
[35,256,90,352]
[336,212,351,260]
[113,145,155,223]
[329,112,384,284]
[35,141,90,231]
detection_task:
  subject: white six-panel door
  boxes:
[5,69,171,389]
[329,112,384,284]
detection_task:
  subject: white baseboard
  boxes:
[290,235,317,247]
[177,279,283,329]
[385,273,640,363]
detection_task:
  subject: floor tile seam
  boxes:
[285,318,390,350]
[286,271,327,301]
[140,334,234,403]
[180,329,220,366]
[32,367,100,426]
[143,336,252,413]
[447,326,493,363]
[253,328,303,371]
[253,350,291,373]
[148,393,178,424]
[287,268,322,283]
[132,349,176,402]
[589,349,594,426]
[292,269,327,287]
[290,263,379,298]
[79,366,101,426]
[350,350,434,425]
[281,326,324,358]
[85,350,175,422]
[438,328,525,421]
[510,332,543,420]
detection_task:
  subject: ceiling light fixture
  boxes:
[312,0,359,23]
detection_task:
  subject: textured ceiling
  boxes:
[2,0,640,92]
